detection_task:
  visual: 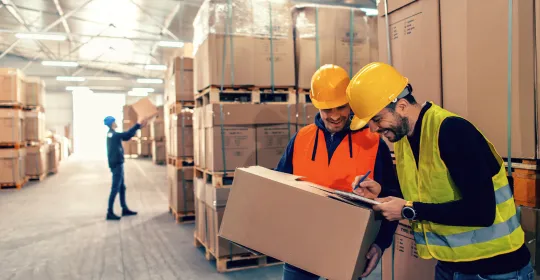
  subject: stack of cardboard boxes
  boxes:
[122,105,138,157]
[164,55,196,220]
[151,106,166,165]
[24,77,47,179]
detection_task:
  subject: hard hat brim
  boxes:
[311,95,349,110]
[350,115,369,131]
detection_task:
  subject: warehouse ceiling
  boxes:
[0,0,377,93]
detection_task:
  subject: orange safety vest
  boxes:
[292,124,379,191]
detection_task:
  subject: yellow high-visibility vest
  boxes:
[394,103,524,262]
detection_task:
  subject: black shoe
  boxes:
[106,212,121,221]
[122,208,138,216]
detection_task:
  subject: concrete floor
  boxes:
[0,156,382,280]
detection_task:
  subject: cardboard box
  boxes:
[0,148,26,184]
[253,37,295,87]
[123,105,137,123]
[131,98,158,121]
[173,57,194,102]
[24,77,45,107]
[256,124,297,169]
[137,139,151,157]
[25,145,48,176]
[0,109,24,143]
[0,68,25,105]
[381,221,437,280]
[294,6,379,89]
[24,111,45,142]
[122,139,137,155]
[150,120,165,141]
[47,143,60,173]
[220,166,381,280]
[440,0,536,158]
[170,112,194,157]
[155,105,165,122]
[193,108,202,166]
[152,141,166,163]
[197,128,206,168]
[137,125,151,138]
[205,126,256,172]
[204,103,297,126]
[297,103,318,127]
[520,206,540,277]
[377,0,442,106]
[168,165,195,213]
[194,177,207,243]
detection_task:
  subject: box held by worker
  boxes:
[130,98,158,122]
[219,166,381,280]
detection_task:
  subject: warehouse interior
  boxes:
[0,0,539,279]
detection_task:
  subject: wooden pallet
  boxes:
[0,142,25,149]
[169,101,195,115]
[505,160,540,208]
[195,86,296,105]
[26,141,47,147]
[0,102,23,109]
[23,105,44,112]
[195,167,235,187]
[193,233,282,273]
[168,156,195,167]
[0,178,28,190]
[28,173,47,181]
[298,89,312,104]
[139,155,151,158]
[169,207,195,224]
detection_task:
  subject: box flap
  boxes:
[378,0,417,15]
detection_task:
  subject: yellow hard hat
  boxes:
[310,64,350,109]
[346,62,409,130]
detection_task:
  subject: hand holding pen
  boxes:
[351,170,381,199]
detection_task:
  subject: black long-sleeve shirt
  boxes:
[402,102,530,274]
[106,124,140,169]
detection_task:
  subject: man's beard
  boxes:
[378,114,410,143]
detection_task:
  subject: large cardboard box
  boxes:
[123,105,137,123]
[294,6,379,89]
[205,126,256,172]
[131,98,158,121]
[170,111,194,157]
[169,57,194,102]
[0,148,26,184]
[520,206,540,278]
[256,124,296,169]
[193,107,203,167]
[381,221,437,280]
[25,145,48,176]
[194,177,207,243]
[297,103,318,127]
[0,68,25,105]
[152,141,166,164]
[24,77,45,107]
[377,0,442,106]
[47,143,60,173]
[137,139,151,157]
[204,103,297,126]
[24,111,45,142]
[220,166,381,280]
[204,183,250,257]
[168,165,195,213]
[440,0,536,158]
[0,109,24,143]
[150,120,165,141]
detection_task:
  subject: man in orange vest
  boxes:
[275,64,400,279]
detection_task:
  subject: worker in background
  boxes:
[276,64,400,279]
[349,62,532,279]
[103,116,148,221]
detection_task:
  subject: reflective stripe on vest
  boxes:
[395,103,524,262]
[292,124,379,191]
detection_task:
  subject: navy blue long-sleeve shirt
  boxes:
[107,124,140,169]
[276,113,400,251]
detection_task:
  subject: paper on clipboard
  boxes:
[334,190,381,205]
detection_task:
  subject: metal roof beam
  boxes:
[52,0,74,42]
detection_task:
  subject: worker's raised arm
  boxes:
[412,117,497,227]
[274,133,297,175]
[117,123,141,141]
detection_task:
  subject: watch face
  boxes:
[402,207,415,220]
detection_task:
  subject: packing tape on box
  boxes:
[219,104,228,175]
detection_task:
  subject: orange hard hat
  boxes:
[310,64,350,109]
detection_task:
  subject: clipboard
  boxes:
[334,190,381,205]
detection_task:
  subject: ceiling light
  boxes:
[57,76,86,82]
[137,78,163,84]
[42,61,79,67]
[66,86,89,91]
[15,33,67,41]
[144,64,167,71]
[85,76,124,81]
[128,91,149,97]
[132,87,155,92]
[158,41,184,48]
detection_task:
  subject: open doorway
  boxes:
[73,91,126,160]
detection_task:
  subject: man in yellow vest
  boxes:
[348,62,532,279]
[276,64,401,279]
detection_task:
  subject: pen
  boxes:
[353,170,371,191]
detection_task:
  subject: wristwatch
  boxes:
[401,201,417,220]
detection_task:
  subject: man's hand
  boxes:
[138,117,148,127]
[373,196,407,221]
[361,244,383,278]
[352,176,381,199]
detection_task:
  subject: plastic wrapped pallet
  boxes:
[192,0,294,90]
[25,111,46,142]
[293,5,379,89]
[0,68,25,105]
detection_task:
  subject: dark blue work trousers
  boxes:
[108,164,127,213]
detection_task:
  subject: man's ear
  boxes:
[396,99,408,113]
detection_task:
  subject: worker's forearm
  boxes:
[374,218,399,251]
[414,196,496,227]
[121,124,141,140]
